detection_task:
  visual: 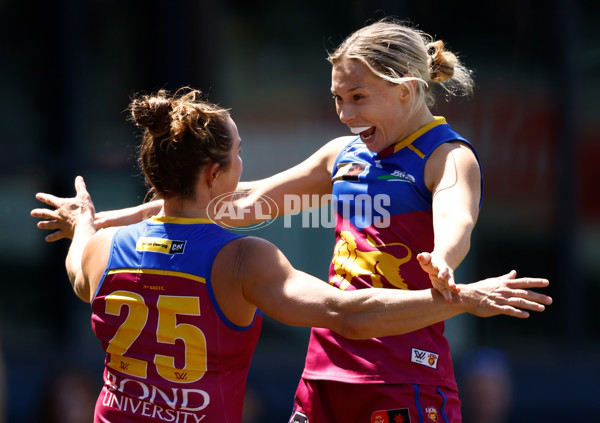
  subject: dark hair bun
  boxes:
[130,91,172,138]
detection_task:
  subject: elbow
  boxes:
[73,280,91,304]
[334,313,381,340]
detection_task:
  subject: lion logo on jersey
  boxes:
[330,230,411,290]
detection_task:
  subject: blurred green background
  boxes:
[0,0,598,422]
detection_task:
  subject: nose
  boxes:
[337,104,355,124]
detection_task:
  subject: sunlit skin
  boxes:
[210,117,243,197]
[331,58,435,153]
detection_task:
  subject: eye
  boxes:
[352,94,365,101]
[332,94,341,102]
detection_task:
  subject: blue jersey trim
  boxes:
[413,383,425,423]
[205,258,263,332]
[436,386,450,423]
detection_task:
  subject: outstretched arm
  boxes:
[226,237,551,340]
[94,200,162,229]
[217,136,348,227]
[67,136,345,230]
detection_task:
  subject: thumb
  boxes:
[417,252,431,265]
[74,175,87,195]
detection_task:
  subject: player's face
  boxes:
[219,117,243,193]
[331,58,413,153]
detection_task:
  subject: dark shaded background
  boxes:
[0,0,598,422]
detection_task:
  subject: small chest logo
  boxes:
[411,348,439,369]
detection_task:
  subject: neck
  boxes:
[408,105,435,133]
[159,195,211,219]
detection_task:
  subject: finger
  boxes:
[31,208,58,220]
[443,289,452,303]
[437,268,449,281]
[36,220,61,230]
[439,269,460,293]
[505,296,547,313]
[74,176,88,196]
[497,305,530,319]
[501,269,517,279]
[45,230,67,243]
[432,280,453,303]
[35,192,63,208]
[506,278,550,290]
[510,289,553,306]
[417,252,431,265]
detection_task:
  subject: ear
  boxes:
[398,81,414,103]
[205,162,220,187]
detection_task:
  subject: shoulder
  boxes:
[85,227,118,257]
[324,136,356,157]
[218,236,282,266]
[428,141,480,169]
[325,135,356,150]
[218,236,289,277]
[311,136,355,161]
[318,136,358,171]
[425,142,482,190]
[303,136,352,163]
[213,235,291,305]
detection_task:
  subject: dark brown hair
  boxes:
[130,88,232,200]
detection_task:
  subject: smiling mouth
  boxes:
[349,126,376,141]
[359,126,376,141]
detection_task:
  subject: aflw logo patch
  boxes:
[136,237,186,255]
[411,347,439,369]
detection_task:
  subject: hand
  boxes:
[417,251,459,303]
[459,270,552,318]
[31,176,95,242]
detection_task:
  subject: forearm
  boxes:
[337,288,464,339]
[94,199,163,229]
[432,211,475,269]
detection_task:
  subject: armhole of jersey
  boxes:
[90,226,122,305]
[421,136,484,209]
[205,234,262,332]
[330,136,361,180]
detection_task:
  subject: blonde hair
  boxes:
[328,18,474,107]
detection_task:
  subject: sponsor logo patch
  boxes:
[371,408,411,423]
[136,237,186,255]
[411,347,439,369]
[377,169,416,184]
